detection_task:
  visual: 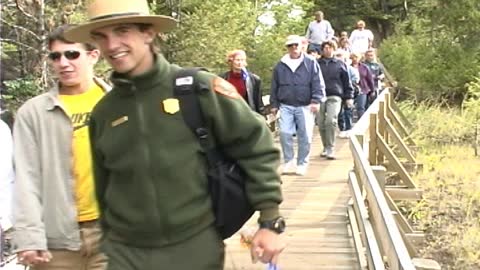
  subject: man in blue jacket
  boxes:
[270,35,326,176]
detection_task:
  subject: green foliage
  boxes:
[379,0,480,104]
[171,0,258,73]
[463,75,480,117]
[381,33,480,103]
[3,76,42,111]
[399,101,475,145]
[162,0,313,94]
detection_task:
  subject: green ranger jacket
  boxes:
[89,54,283,247]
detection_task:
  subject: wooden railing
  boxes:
[347,88,441,270]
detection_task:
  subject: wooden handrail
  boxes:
[348,88,440,270]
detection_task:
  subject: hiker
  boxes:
[220,49,264,114]
[270,35,326,176]
[12,24,109,269]
[317,41,354,159]
[305,11,335,54]
[64,0,286,269]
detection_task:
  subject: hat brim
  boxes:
[64,15,177,43]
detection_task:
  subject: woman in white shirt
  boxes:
[349,20,374,54]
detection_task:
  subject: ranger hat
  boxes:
[64,0,177,43]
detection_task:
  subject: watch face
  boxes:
[273,217,286,233]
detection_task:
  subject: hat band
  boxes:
[90,12,148,22]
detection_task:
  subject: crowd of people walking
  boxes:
[269,10,385,175]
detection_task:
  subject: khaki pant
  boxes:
[103,226,224,270]
[33,220,107,270]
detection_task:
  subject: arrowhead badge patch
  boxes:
[212,77,241,99]
[162,98,180,114]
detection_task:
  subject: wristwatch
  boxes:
[259,216,286,234]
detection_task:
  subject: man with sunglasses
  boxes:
[270,35,326,176]
[11,24,110,270]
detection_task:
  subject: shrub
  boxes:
[2,76,41,112]
[380,34,480,104]
[399,102,475,146]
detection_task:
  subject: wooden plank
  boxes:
[225,131,361,270]
[378,100,387,141]
[385,193,415,234]
[405,233,426,251]
[372,166,387,191]
[350,136,416,270]
[384,119,416,163]
[348,171,385,270]
[387,93,413,130]
[386,188,423,201]
[412,258,441,270]
[387,108,417,149]
[348,203,368,269]
[376,134,417,189]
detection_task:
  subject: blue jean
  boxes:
[355,93,368,119]
[338,103,353,131]
[307,43,322,54]
[278,104,315,165]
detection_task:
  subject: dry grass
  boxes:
[402,103,480,269]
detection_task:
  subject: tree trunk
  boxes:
[38,0,49,89]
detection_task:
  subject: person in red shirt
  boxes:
[220,50,264,114]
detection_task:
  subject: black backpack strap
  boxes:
[172,67,221,166]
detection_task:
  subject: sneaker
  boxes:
[326,148,336,160]
[296,164,308,176]
[281,160,296,174]
[320,149,328,157]
[338,131,349,139]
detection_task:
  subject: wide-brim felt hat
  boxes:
[64,0,177,43]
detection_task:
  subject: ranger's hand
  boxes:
[250,229,286,265]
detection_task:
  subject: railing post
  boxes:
[369,114,378,165]
[372,166,387,192]
[378,100,387,164]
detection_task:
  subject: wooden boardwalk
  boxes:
[224,133,360,270]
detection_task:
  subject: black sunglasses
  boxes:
[47,50,83,61]
[287,43,299,48]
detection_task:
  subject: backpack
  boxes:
[173,67,254,239]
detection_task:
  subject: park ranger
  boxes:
[65,0,286,269]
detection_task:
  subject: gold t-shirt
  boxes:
[60,84,104,222]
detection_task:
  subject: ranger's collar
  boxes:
[110,54,170,96]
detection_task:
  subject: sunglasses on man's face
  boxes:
[47,50,83,61]
[287,43,299,48]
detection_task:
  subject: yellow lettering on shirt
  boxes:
[59,84,105,222]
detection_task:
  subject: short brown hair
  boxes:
[135,23,161,54]
[47,24,96,51]
[321,40,337,50]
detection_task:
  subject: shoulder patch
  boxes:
[212,77,241,99]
